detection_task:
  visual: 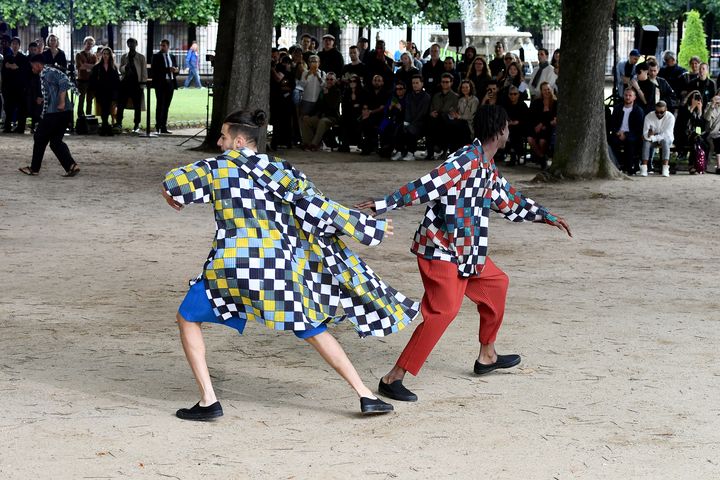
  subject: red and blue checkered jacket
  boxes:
[375,139,557,277]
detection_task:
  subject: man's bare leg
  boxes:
[177,313,217,406]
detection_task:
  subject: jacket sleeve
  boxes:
[490,172,555,223]
[163,160,214,205]
[375,155,469,215]
[294,196,388,246]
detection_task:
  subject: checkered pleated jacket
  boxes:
[375,139,557,278]
[163,148,419,337]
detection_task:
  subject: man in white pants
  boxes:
[640,101,675,177]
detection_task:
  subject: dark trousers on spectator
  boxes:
[426,116,464,157]
[31,111,76,173]
[610,134,640,174]
[154,80,174,131]
[360,115,382,154]
[77,80,94,117]
[3,88,27,132]
[117,83,143,128]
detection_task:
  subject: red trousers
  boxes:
[396,256,509,376]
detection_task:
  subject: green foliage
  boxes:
[506,0,561,31]
[615,0,685,27]
[678,10,709,67]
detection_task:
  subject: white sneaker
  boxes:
[638,165,648,177]
[391,151,402,161]
[661,165,670,177]
[402,152,415,161]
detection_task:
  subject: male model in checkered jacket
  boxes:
[356,104,572,403]
[162,109,420,419]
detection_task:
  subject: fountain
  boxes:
[431,0,532,58]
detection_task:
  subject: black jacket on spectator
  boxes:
[364,53,394,87]
[421,59,444,94]
[317,48,344,77]
[340,62,367,86]
[151,52,179,89]
[686,77,716,105]
[395,66,420,90]
[340,86,367,148]
[404,89,431,136]
[674,105,706,154]
[315,84,342,121]
[528,98,559,141]
[608,102,644,139]
[1,50,30,132]
[658,64,687,107]
[489,57,505,77]
[636,77,676,113]
[42,49,67,72]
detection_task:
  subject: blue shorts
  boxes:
[178,280,327,339]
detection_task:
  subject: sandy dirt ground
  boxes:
[1,131,719,480]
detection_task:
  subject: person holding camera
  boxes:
[674,89,707,173]
[117,38,147,133]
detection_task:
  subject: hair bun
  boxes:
[252,109,267,127]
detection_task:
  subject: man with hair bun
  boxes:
[162,109,419,419]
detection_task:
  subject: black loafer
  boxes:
[473,354,521,375]
[176,401,223,421]
[378,379,418,402]
[360,397,393,414]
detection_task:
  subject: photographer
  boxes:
[117,38,147,133]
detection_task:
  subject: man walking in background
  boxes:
[184,41,202,89]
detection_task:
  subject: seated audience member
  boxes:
[608,87,644,174]
[89,47,120,136]
[442,56,460,92]
[425,72,461,159]
[503,85,530,164]
[456,46,476,77]
[339,75,366,152]
[421,43,444,94]
[481,80,499,105]
[454,79,479,147]
[674,90,707,174]
[392,74,430,161]
[527,81,558,168]
[364,40,394,87]
[498,61,527,105]
[359,74,390,155]
[658,51,685,111]
[640,101,675,177]
[381,81,408,159]
[704,94,720,174]
[395,52,420,91]
[686,62,715,105]
[527,48,557,99]
[340,45,367,87]
[300,72,341,150]
[466,55,492,101]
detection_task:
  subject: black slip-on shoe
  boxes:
[474,354,521,375]
[378,379,418,402]
[176,401,223,421]
[360,397,394,414]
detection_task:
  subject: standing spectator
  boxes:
[456,46,477,77]
[269,56,294,150]
[489,41,506,77]
[442,57,460,92]
[339,74,366,152]
[26,41,43,133]
[608,87,644,174]
[359,74,389,155]
[527,48,556,99]
[686,62,715,105]
[317,34,344,77]
[383,81,408,158]
[75,36,97,118]
[184,41,202,88]
[395,52,420,91]
[704,95,720,174]
[503,85,530,164]
[454,79,479,146]
[356,37,370,63]
[674,90,706,173]
[658,51,685,111]
[117,38,147,133]
[393,40,407,64]
[90,47,120,136]
[426,72,460,158]
[408,42,423,70]
[640,101,675,177]
[679,56,701,100]
[18,56,80,177]
[393,74,430,161]
[42,34,67,72]
[340,45,367,87]
[421,44,444,94]
[527,82,558,168]
[300,33,315,64]
[616,49,640,98]
[1,37,29,133]
[151,39,179,134]
[298,55,325,116]
[364,40,394,87]
[300,72,341,150]
[466,55,492,101]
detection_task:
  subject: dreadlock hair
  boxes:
[473,104,509,144]
[223,109,267,147]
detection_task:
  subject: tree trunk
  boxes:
[199,0,274,152]
[552,0,622,179]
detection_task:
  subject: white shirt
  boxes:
[642,111,675,143]
[620,106,633,133]
[164,53,173,80]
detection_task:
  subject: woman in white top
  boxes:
[298,54,325,116]
[454,80,479,145]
